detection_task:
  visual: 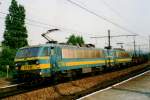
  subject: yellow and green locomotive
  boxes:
[14,44,132,82]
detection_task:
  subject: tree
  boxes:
[2,0,28,49]
[0,0,28,69]
[67,34,85,46]
[0,47,16,70]
[67,34,77,45]
[76,36,84,46]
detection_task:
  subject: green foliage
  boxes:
[0,70,15,78]
[76,36,84,46]
[67,34,85,46]
[67,35,77,45]
[2,0,28,49]
[0,47,16,70]
[0,0,28,73]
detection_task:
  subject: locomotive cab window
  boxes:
[16,47,40,58]
[41,47,49,56]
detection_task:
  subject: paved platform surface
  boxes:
[80,71,150,100]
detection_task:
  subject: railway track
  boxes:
[55,63,150,100]
[0,81,10,85]
[0,83,25,98]
[1,62,150,100]
[0,79,18,87]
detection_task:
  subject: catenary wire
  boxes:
[66,0,138,35]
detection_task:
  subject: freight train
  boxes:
[14,43,143,82]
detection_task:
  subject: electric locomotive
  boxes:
[14,44,132,82]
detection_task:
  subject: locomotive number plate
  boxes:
[22,65,32,70]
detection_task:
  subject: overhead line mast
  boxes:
[91,30,138,56]
[91,31,137,48]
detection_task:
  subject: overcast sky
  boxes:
[0,0,150,51]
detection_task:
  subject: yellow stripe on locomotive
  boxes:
[20,63,51,70]
[14,56,49,62]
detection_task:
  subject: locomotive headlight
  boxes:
[39,72,42,75]
[15,64,19,70]
[15,67,18,70]
[36,60,40,65]
[15,63,18,66]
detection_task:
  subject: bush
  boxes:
[0,70,15,78]
[0,47,16,71]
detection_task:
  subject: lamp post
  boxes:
[6,65,9,78]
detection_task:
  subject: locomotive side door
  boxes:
[106,50,115,67]
[50,47,56,68]
[113,50,117,65]
[50,47,60,74]
[106,49,111,67]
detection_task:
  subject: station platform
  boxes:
[80,70,150,100]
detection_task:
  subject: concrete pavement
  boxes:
[80,71,150,100]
